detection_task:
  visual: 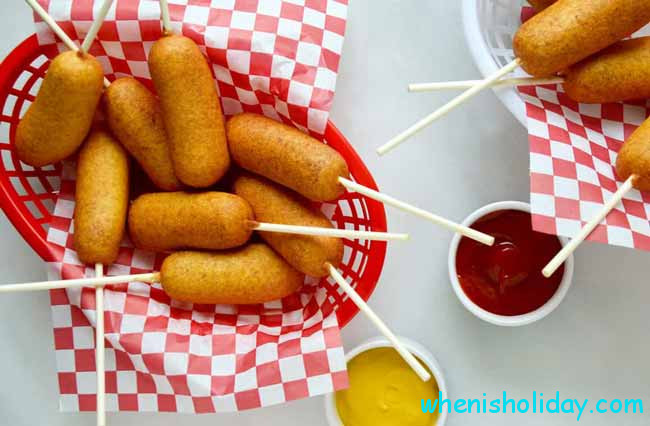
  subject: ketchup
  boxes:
[455,210,563,316]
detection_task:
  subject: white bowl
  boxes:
[324,336,448,426]
[462,0,529,126]
[447,201,574,326]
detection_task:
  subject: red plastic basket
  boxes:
[0,34,387,328]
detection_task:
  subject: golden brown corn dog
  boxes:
[148,34,229,188]
[15,51,104,167]
[563,37,650,104]
[513,0,650,77]
[104,77,182,191]
[227,113,349,202]
[616,116,650,191]
[233,173,343,277]
[74,128,129,264]
[128,192,253,252]
[528,0,556,11]
[160,244,304,304]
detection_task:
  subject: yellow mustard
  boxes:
[335,347,440,426]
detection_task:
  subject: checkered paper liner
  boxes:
[34,0,348,136]
[47,162,352,413]
[518,15,650,251]
[31,0,354,413]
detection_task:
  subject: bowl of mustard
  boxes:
[324,336,448,426]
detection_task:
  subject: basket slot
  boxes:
[26,174,54,195]
[9,176,27,196]
[349,250,364,275]
[13,71,32,90]
[1,148,14,172]
[24,199,44,219]
[27,57,49,76]
[0,121,8,141]
[28,78,42,97]
[45,175,61,191]
[30,55,48,68]
[41,198,55,214]
[2,95,17,117]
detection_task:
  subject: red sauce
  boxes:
[456,209,564,316]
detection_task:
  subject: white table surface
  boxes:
[1,1,649,425]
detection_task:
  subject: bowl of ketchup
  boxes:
[448,201,574,326]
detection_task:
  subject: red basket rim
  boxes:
[0,34,387,329]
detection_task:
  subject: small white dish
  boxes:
[448,201,574,327]
[324,336,448,426]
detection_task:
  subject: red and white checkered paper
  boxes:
[520,19,650,251]
[46,163,349,413]
[35,0,348,136]
[34,0,352,413]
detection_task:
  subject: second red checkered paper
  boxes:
[523,25,650,251]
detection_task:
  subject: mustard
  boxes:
[335,347,440,426]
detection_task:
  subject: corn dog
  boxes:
[104,77,182,191]
[616,116,650,191]
[148,34,229,187]
[227,113,349,202]
[233,173,343,277]
[128,192,253,252]
[16,51,104,167]
[513,0,650,77]
[160,244,304,304]
[563,37,650,104]
[74,128,129,264]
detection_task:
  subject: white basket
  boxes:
[462,0,529,126]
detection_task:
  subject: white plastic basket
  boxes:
[462,0,529,126]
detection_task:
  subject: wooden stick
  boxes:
[542,175,636,278]
[94,264,106,426]
[24,0,111,87]
[80,0,114,54]
[252,221,409,241]
[0,273,159,293]
[159,0,173,34]
[408,76,564,92]
[327,264,431,382]
[338,177,495,246]
[377,58,521,155]
[25,0,78,51]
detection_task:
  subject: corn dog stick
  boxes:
[338,177,494,246]
[408,76,564,92]
[377,59,521,155]
[542,175,636,278]
[80,0,114,54]
[24,0,111,87]
[94,264,106,426]
[327,264,431,382]
[0,273,159,293]
[159,0,173,34]
[251,221,409,241]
